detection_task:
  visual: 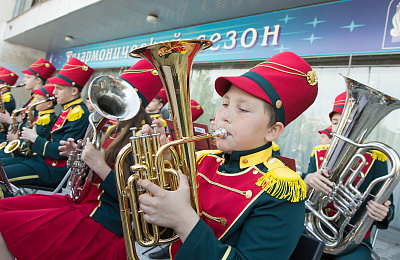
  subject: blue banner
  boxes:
[46,0,400,69]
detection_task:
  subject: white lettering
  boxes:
[241,28,258,48]
[105,48,113,60]
[91,50,99,61]
[99,49,106,61]
[210,33,222,51]
[113,47,121,60]
[85,51,92,63]
[261,25,280,46]
[224,30,238,50]
[122,46,130,58]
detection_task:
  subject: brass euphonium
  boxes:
[4,97,56,156]
[305,75,400,255]
[114,39,227,259]
[68,75,140,202]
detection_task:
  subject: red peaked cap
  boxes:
[21,58,56,81]
[119,60,163,108]
[156,87,168,105]
[0,68,19,86]
[318,125,332,135]
[48,57,94,92]
[191,99,204,122]
[215,52,318,126]
[32,83,56,97]
[329,91,347,119]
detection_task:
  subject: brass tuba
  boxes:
[68,75,140,202]
[305,75,400,255]
[114,39,226,259]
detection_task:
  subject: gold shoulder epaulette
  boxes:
[368,150,387,162]
[67,105,84,121]
[195,149,222,164]
[256,157,307,203]
[2,92,11,102]
[311,144,330,157]
[36,114,50,125]
[271,141,280,151]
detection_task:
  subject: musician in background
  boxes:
[137,52,318,260]
[318,125,332,145]
[0,59,163,260]
[0,84,57,160]
[190,99,203,122]
[146,87,168,127]
[0,68,17,140]
[0,58,56,143]
[0,57,91,194]
[303,92,394,260]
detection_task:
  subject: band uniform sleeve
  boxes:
[175,196,305,260]
[31,111,89,159]
[370,160,395,229]
[99,170,119,202]
[303,154,317,180]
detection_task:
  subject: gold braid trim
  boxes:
[198,172,248,198]
[201,210,227,227]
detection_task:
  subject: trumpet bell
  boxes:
[89,75,140,121]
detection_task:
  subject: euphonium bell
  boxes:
[305,75,400,255]
[114,39,228,260]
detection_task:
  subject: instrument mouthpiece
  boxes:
[212,128,227,139]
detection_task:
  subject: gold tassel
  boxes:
[67,105,84,121]
[256,170,307,203]
[36,114,50,125]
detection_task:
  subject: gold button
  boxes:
[267,157,275,164]
[11,73,14,76]
[319,157,324,161]
[72,82,76,86]
[252,170,258,175]
[366,162,369,166]
[45,63,50,67]
[82,65,88,71]
[216,158,223,163]
[245,190,252,199]
[220,218,227,227]
[242,159,248,164]
[275,100,282,109]
[52,160,57,167]
[151,69,159,76]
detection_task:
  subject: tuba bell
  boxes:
[305,75,400,255]
[114,39,227,260]
[68,75,140,202]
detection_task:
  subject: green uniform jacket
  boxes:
[171,142,307,260]
[23,98,89,187]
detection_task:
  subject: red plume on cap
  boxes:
[329,91,347,119]
[48,57,94,92]
[191,100,204,121]
[21,58,56,81]
[32,83,56,97]
[156,88,168,105]
[215,52,318,126]
[119,60,163,108]
[0,68,19,86]
[318,125,332,135]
